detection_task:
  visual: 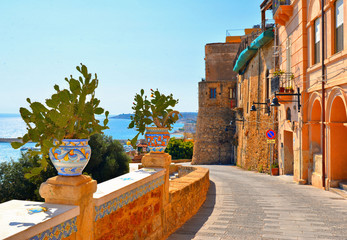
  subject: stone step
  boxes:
[339,181,347,191]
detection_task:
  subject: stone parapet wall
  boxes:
[93,168,165,239]
[164,167,210,238]
[0,200,79,240]
[1,163,209,240]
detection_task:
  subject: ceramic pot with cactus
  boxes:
[12,64,109,177]
[128,89,181,153]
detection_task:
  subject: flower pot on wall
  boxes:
[49,139,91,176]
[145,127,170,153]
[279,87,285,92]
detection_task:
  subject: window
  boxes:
[209,88,216,98]
[335,0,344,53]
[314,18,320,64]
[265,70,270,100]
[286,37,292,87]
[239,83,242,100]
[229,88,236,99]
[286,107,291,121]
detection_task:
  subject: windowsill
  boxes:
[307,62,322,74]
[307,49,347,74]
[325,49,347,66]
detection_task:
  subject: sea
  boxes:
[0,113,184,163]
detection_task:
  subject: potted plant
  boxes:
[279,86,285,92]
[288,86,294,93]
[128,89,181,153]
[271,162,279,176]
[273,69,285,76]
[11,64,109,177]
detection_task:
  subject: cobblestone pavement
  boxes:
[168,165,347,240]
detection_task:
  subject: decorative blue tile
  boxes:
[29,216,77,240]
[94,175,164,221]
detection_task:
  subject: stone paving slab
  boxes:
[168,165,347,240]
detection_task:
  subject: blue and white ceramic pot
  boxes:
[145,127,170,153]
[49,139,91,176]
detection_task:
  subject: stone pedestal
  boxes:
[141,153,171,205]
[39,175,97,240]
[141,153,171,239]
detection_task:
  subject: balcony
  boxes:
[271,72,295,103]
[273,0,293,26]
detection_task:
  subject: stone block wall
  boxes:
[94,185,164,239]
[236,40,278,172]
[164,167,210,238]
[193,41,240,165]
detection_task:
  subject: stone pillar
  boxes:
[141,152,171,204]
[39,175,97,240]
[141,152,171,239]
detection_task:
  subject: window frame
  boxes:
[209,88,217,99]
[314,18,321,64]
[335,0,344,53]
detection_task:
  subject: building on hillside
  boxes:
[232,0,277,172]
[273,0,347,189]
[192,37,241,164]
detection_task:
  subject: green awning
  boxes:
[250,28,274,49]
[233,28,274,74]
[233,46,257,73]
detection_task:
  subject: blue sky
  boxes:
[0,0,265,115]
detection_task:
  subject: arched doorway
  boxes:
[309,99,322,186]
[328,95,347,187]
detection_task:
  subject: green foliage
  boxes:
[271,162,279,168]
[165,138,193,160]
[11,64,109,177]
[0,153,56,203]
[84,134,130,183]
[0,134,130,203]
[128,89,181,147]
[258,164,263,173]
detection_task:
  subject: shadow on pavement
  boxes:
[168,180,216,239]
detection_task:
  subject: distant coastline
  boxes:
[0,138,22,143]
[110,112,198,124]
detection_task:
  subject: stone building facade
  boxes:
[235,38,277,172]
[192,42,240,164]
[273,0,347,188]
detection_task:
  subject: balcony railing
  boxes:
[273,0,291,15]
[271,72,294,93]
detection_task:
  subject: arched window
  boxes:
[286,107,291,121]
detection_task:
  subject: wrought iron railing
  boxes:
[272,0,291,15]
[232,30,261,68]
[271,72,294,93]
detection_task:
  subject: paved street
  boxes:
[168,165,347,240]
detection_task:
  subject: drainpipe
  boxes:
[321,0,326,189]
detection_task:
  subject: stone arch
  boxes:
[326,87,347,184]
[308,91,322,121]
[308,0,321,23]
[326,87,347,122]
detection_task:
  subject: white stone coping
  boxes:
[93,168,165,206]
[0,200,79,240]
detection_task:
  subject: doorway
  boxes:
[283,130,294,174]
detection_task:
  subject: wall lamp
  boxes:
[270,87,301,112]
[250,99,271,116]
[230,118,245,129]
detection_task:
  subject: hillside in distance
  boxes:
[111,112,197,123]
